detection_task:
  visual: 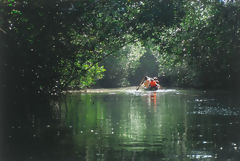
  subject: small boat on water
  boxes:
[136,76,161,91]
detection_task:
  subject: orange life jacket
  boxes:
[150,80,157,87]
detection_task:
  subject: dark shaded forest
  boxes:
[0,0,240,122]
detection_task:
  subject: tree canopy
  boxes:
[1,0,240,102]
[97,0,240,89]
[0,0,183,98]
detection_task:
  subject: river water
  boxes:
[2,88,240,161]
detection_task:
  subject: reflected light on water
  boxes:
[3,88,240,161]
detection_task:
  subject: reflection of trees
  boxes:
[61,92,191,160]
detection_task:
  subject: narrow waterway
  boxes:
[2,88,240,161]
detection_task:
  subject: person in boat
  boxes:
[143,76,151,89]
[137,76,150,90]
[137,76,160,90]
[149,79,158,90]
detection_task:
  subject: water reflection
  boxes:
[2,89,240,161]
[145,92,157,111]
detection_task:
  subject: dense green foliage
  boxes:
[97,1,240,89]
[0,0,182,99]
[1,0,240,102]
[0,0,128,98]
[153,1,240,88]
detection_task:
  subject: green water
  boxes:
[3,88,240,161]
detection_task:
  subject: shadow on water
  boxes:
[0,92,69,161]
[1,88,240,161]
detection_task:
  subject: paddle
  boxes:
[136,77,145,90]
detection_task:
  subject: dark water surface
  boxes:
[2,88,240,161]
